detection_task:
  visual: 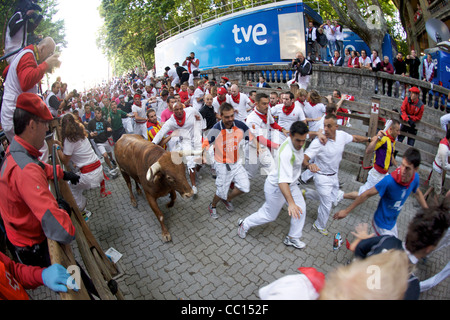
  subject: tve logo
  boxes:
[232,23,268,45]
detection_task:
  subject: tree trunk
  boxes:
[328,0,389,56]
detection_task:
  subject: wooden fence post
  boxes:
[357,97,380,183]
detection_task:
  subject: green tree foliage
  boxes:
[99,0,407,75]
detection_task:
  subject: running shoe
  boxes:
[208,203,218,219]
[313,223,329,236]
[283,236,306,249]
[237,219,247,239]
[221,199,234,211]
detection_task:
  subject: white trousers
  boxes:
[69,166,104,210]
[122,117,134,133]
[215,162,250,200]
[245,147,275,179]
[358,168,387,195]
[242,179,306,239]
[134,123,147,139]
[304,173,339,230]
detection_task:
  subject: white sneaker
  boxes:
[283,236,306,249]
[313,223,329,236]
[237,219,247,239]
[192,185,198,195]
[333,190,344,206]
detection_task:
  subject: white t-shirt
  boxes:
[212,96,227,114]
[360,56,372,67]
[246,108,276,150]
[152,107,202,150]
[271,103,306,131]
[192,88,205,111]
[303,102,326,132]
[267,137,304,186]
[305,130,353,175]
[132,103,147,124]
[63,138,99,168]
[227,93,252,122]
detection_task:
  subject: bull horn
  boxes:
[146,161,161,181]
[178,149,203,157]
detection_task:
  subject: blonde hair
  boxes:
[319,250,410,300]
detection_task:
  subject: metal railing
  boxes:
[156,0,320,44]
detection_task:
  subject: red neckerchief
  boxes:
[175,111,186,127]
[254,109,268,124]
[440,138,450,148]
[282,103,295,115]
[296,98,304,106]
[390,167,415,187]
[197,86,204,92]
[309,102,317,107]
[231,93,240,104]
[333,56,339,64]
[249,98,255,104]
[217,96,226,105]
[386,132,395,143]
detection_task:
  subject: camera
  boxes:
[292,58,301,65]
[20,0,43,20]
[186,56,193,61]
[18,0,44,46]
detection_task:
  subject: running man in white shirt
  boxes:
[245,93,289,179]
[228,84,254,122]
[151,102,203,194]
[237,121,309,249]
[271,91,306,144]
[131,93,148,139]
[303,114,371,236]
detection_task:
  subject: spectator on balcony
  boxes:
[359,50,372,69]
[256,76,270,88]
[334,20,344,59]
[380,56,394,97]
[398,87,424,147]
[343,48,351,68]
[320,20,336,63]
[348,50,360,68]
[306,21,317,61]
[289,52,312,90]
[316,28,328,63]
[422,53,435,107]
[371,50,382,94]
[406,49,421,80]
[182,52,200,86]
[329,50,343,67]
[393,52,407,100]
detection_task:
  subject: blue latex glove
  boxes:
[41,264,71,293]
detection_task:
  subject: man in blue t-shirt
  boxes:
[334,148,428,237]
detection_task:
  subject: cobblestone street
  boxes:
[29,157,449,300]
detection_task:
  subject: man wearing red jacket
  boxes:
[0,93,77,268]
[0,251,73,300]
[1,37,60,143]
[398,87,424,147]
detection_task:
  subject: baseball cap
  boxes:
[409,86,420,94]
[16,93,53,121]
[217,87,228,95]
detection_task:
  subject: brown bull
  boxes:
[114,134,194,242]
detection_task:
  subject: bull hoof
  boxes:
[136,189,143,196]
[131,200,137,208]
[167,201,175,208]
[162,232,172,242]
